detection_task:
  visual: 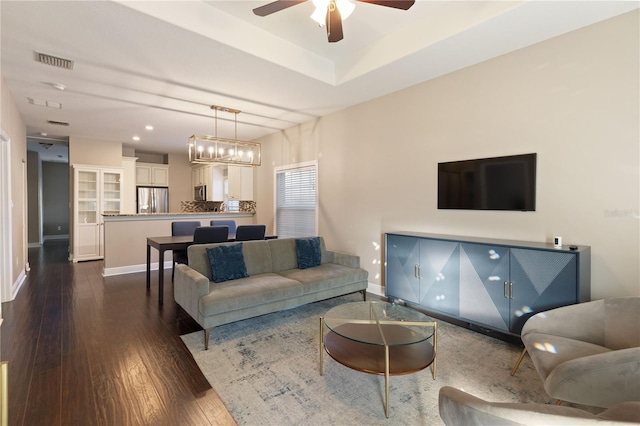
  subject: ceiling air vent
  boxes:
[47,120,70,126]
[36,52,74,70]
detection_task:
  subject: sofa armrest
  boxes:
[545,347,640,408]
[325,250,360,268]
[174,263,210,323]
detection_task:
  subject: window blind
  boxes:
[275,164,317,239]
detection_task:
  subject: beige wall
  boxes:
[254,11,640,299]
[1,75,28,296]
[168,153,193,213]
[69,136,123,167]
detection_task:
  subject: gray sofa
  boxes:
[174,237,369,349]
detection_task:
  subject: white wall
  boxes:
[255,11,640,299]
[1,74,28,301]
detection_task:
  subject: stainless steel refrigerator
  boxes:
[136,186,169,213]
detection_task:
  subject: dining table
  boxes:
[146,233,277,303]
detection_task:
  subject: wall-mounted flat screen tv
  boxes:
[438,153,536,211]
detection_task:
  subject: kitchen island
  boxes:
[102,212,254,277]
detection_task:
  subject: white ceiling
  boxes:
[2,1,637,161]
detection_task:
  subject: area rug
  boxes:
[181,294,553,425]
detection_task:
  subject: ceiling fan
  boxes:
[253,0,415,43]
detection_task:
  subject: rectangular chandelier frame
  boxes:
[188,105,261,166]
[188,135,261,166]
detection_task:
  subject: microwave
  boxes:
[194,185,207,201]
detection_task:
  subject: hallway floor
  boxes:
[1,239,235,425]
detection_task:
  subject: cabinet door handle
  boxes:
[504,281,508,298]
[415,264,419,279]
[418,265,422,280]
[509,282,514,299]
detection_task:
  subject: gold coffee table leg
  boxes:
[384,344,390,418]
[319,317,324,375]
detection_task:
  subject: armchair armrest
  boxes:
[174,263,210,321]
[325,250,360,268]
[522,300,606,346]
[546,347,640,408]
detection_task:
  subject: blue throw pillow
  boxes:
[206,243,249,283]
[296,237,321,269]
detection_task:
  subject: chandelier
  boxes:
[188,105,261,166]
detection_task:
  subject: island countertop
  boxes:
[102,212,256,276]
[103,211,253,222]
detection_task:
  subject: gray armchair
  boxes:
[515,297,640,408]
[439,386,640,425]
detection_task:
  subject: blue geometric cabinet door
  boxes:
[459,243,510,332]
[418,239,460,317]
[509,248,577,333]
[385,234,421,304]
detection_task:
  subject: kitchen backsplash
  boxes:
[181,200,256,213]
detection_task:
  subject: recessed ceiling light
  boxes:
[52,83,66,91]
[145,125,154,131]
[132,136,140,141]
[40,132,48,136]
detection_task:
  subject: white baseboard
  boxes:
[102,260,173,277]
[367,282,385,297]
[11,269,26,300]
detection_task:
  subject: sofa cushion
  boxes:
[207,243,249,283]
[296,237,321,269]
[199,273,303,316]
[279,263,368,295]
[239,240,274,276]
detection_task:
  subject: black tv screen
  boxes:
[438,153,536,211]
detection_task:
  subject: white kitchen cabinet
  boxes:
[210,166,224,201]
[227,166,254,201]
[136,163,169,186]
[191,165,225,201]
[73,165,123,262]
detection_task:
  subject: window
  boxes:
[275,161,317,238]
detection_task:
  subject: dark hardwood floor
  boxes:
[1,240,236,426]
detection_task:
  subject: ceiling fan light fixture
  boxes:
[310,0,354,26]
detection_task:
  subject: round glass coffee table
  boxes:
[319,301,437,418]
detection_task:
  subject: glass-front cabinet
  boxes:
[73,166,123,262]
[102,171,122,214]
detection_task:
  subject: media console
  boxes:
[384,232,590,337]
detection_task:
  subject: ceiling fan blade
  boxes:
[356,0,415,10]
[253,0,307,17]
[326,2,343,43]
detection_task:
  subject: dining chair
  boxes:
[193,226,230,244]
[210,219,237,234]
[234,224,266,241]
[171,221,200,281]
